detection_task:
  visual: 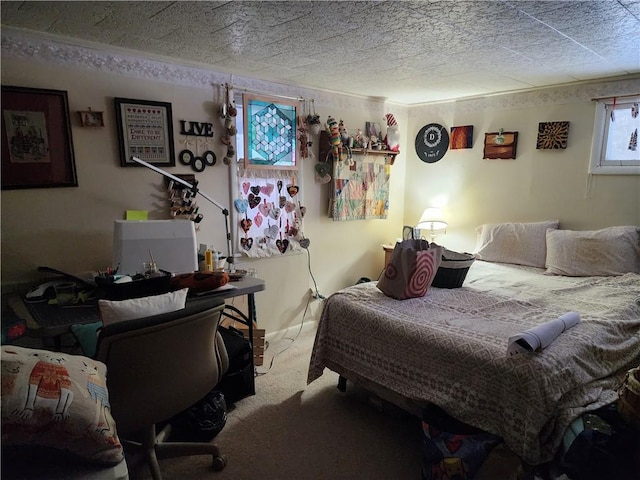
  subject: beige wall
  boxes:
[2,37,639,337]
[0,52,407,336]
[405,80,640,253]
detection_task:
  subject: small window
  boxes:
[589,96,640,175]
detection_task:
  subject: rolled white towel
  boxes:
[507,311,581,356]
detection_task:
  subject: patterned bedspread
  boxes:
[307,261,640,465]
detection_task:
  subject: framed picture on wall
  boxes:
[114,97,175,167]
[1,85,78,190]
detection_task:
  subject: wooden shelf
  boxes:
[318,131,398,165]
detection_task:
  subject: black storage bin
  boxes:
[217,326,254,404]
[432,249,475,289]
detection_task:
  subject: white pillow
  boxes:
[545,226,640,276]
[474,220,559,268]
[98,288,189,326]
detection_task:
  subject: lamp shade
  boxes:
[416,207,448,231]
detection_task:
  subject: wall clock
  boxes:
[415,123,449,163]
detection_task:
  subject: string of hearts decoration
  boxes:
[235,175,307,257]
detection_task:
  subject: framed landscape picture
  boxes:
[114,97,175,167]
[1,86,78,189]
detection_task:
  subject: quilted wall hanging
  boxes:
[330,154,390,221]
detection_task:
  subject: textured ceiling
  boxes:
[1,0,639,105]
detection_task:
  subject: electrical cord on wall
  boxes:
[255,295,310,376]
[306,245,325,300]
[255,242,324,376]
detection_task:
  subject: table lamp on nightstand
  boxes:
[416,207,448,243]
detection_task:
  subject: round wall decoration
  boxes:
[415,123,449,163]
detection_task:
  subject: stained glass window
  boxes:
[243,94,298,170]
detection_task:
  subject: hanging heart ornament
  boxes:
[234,198,249,214]
[258,202,271,218]
[250,186,261,195]
[242,182,250,195]
[254,212,264,228]
[287,185,299,197]
[248,193,261,209]
[260,183,275,196]
[241,238,254,251]
[276,239,289,254]
[269,207,281,220]
[240,218,253,233]
[264,225,278,239]
[299,238,311,249]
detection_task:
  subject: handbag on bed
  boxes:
[377,239,442,300]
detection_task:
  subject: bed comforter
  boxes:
[307,261,640,465]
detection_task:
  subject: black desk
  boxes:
[8,276,266,394]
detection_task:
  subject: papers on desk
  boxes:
[507,311,581,356]
[193,283,237,296]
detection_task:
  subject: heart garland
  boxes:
[239,179,307,254]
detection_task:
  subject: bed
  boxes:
[307,223,640,466]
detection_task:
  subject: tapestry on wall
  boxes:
[234,169,306,258]
[330,154,390,221]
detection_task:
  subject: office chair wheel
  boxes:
[212,454,227,471]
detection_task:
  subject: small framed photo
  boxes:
[366,121,381,141]
[450,125,474,149]
[78,110,104,127]
[114,97,175,167]
[1,85,78,189]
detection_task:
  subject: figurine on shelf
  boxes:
[384,113,400,152]
[325,116,343,163]
[339,119,349,146]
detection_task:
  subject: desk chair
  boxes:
[95,297,228,480]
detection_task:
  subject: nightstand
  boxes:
[382,244,395,269]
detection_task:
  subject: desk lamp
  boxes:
[416,207,448,243]
[130,156,235,271]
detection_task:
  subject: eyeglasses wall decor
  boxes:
[1,85,78,189]
[114,97,175,167]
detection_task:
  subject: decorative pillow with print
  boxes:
[1,345,124,465]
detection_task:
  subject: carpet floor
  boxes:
[126,323,521,480]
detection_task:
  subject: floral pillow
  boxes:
[1,345,124,465]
